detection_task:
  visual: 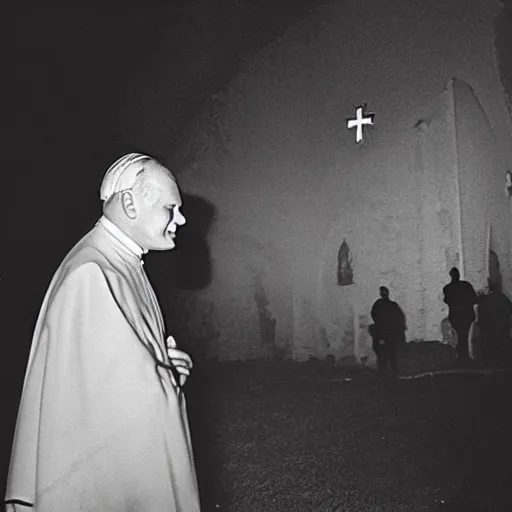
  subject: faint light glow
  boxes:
[347,104,375,143]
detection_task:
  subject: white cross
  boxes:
[347,105,374,143]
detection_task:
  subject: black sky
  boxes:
[8,0,511,321]
[8,1,332,316]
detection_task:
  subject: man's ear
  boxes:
[121,190,138,219]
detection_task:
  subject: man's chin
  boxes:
[146,234,176,251]
[150,244,176,252]
[167,235,176,249]
[161,236,176,250]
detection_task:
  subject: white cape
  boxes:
[5,220,201,511]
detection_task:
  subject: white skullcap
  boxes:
[100,153,152,202]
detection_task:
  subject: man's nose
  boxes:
[174,208,186,226]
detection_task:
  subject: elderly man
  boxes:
[4,154,201,511]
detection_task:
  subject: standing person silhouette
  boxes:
[478,278,512,359]
[370,286,406,374]
[442,267,477,360]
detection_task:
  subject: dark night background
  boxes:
[6,0,347,347]
[4,0,512,507]
[5,0,335,498]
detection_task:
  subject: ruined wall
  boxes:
[172,0,512,361]
[412,81,463,342]
[454,79,512,298]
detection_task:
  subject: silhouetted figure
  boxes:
[478,278,512,359]
[370,286,406,374]
[442,267,477,359]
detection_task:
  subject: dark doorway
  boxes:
[489,249,502,286]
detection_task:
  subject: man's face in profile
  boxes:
[136,161,186,251]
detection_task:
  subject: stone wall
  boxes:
[454,79,512,299]
[170,0,512,361]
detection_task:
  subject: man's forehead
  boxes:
[144,160,181,202]
[163,185,182,207]
[159,173,182,206]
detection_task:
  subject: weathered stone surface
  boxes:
[169,0,512,361]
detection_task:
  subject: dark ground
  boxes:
[2,342,511,510]
[186,343,512,512]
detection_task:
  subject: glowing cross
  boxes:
[347,104,375,143]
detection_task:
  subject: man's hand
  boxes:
[166,336,193,386]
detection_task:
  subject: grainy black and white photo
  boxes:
[4,0,512,510]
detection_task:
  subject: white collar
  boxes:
[98,216,147,258]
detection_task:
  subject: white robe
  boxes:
[5,218,201,511]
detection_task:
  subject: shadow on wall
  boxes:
[168,193,216,291]
[149,194,217,361]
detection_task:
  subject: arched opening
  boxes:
[337,238,354,286]
[489,250,502,287]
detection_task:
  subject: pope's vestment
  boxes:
[4,217,200,511]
